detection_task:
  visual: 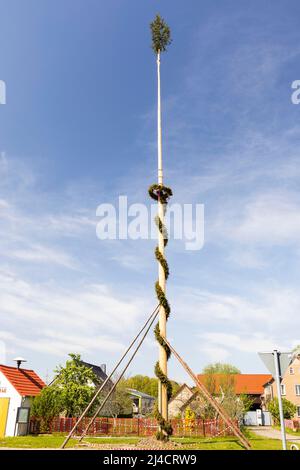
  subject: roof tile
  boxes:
[197,374,272,395]
[0,364,45,396]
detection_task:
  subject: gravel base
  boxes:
[76,437,182,451]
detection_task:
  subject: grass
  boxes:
[0,434,77,449]
[0,434,141,449]
[173,432,284,450]
[0,431,286,450]
[273,425,300,435]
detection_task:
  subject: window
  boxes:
[290,367,294,374]
[297,406,300,418]
[280,384,286,395]
[295,385,300,396]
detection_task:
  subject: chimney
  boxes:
[13,357,27,369]
[101,364,106,374]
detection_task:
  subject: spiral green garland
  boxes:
[148,183,173,440]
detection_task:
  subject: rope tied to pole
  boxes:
[149,183,173,440]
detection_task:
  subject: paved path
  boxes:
[251,426,300,445]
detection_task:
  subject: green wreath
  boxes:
[149,183,173,440]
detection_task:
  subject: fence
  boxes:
[29,417,237,437]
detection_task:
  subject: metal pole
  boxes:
[273,350,287,450]
[156,49,168,425]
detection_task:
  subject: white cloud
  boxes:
[174,285,300,365]
[0,269,149,359]
[227,249,267,269]
[0,199,10,209]
[8,244,76,269]
[0,330,124,358]
[175,289,268,324]
[0,341,6,364]
[225,192,300,246]
[200,332,279,354]
[198,345,231,363]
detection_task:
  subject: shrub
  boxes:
[268,397,297,423]
[31,386,63,433]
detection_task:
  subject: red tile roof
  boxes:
[0,364,45,396]
[197,374,272,395]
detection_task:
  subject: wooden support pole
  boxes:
[164,338,252,450]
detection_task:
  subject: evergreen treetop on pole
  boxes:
[150,14,172,53]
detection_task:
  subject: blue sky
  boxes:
[1,0,300,383]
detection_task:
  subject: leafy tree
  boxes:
[170,381,181,398]
[292,345,300,358]
[219,388,247,421]
[122,375,180,399]
[104,379,133,418]
[54,353,100,417]
[268,397,297,423]
[199,363,250,421]
[202,363,241,375]
[123,375,157,397]
[31,386,63,432]
[186,393,216,420]
[192,384,245,421]
[202,363,239,398]
[239,394,254,413]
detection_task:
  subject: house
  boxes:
[127,388,155,416]
[0,363,45,437]
[80,361,112,388]
[263,354,300,420]
[168,384,198,418]
[49,360,110,387]
[197,374,272,411]
[169,374,273,419]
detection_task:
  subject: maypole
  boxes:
[149,14,173,441]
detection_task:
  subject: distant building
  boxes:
[263,355,300,419]
[126,389,155,416]
[197,374,272,411]
[0,364,45,437]
[168,384,197,418]
[50,360,111,389]
[80,361,112,387]
[169,374,273,420]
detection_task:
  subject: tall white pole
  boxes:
[157,49,168,423]
[157,51,163,185]
[273,350,287,450]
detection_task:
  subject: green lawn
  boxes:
[273,425,300,435]
[0,434,77,449]
[0,434,140,449]
[0,431,286,450]
[173,432,284,450]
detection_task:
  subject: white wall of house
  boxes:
[168,385,194,418]
[0,371,22,436]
